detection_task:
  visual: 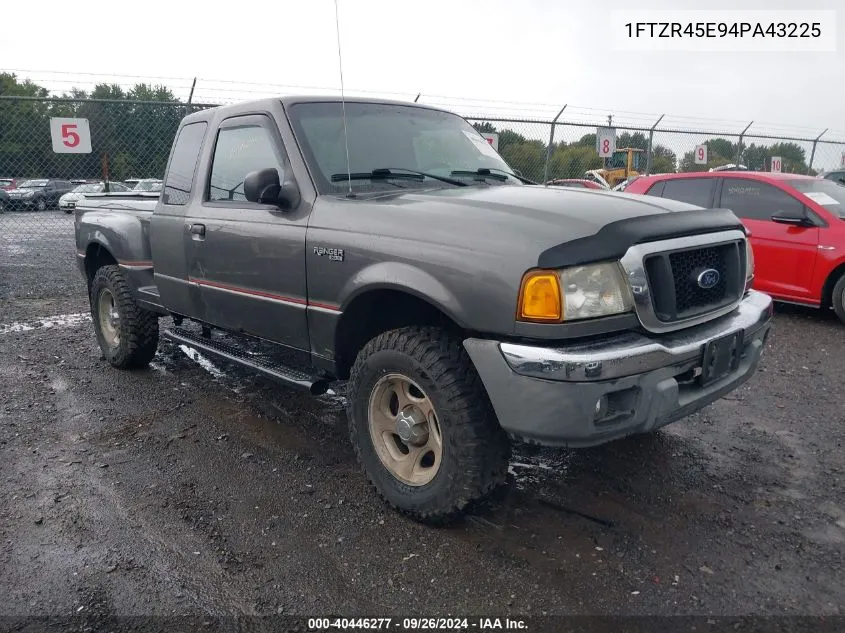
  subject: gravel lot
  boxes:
[1,212,844,627]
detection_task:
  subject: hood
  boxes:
[7,188,39,195]
[317,184,714,256]
[60,192,83,201]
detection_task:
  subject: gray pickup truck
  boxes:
[74,96,773,522]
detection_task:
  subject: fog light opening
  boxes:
[594,395,608,421]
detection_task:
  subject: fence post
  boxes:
[808,128,827,175]
[543,105,567,186]
[414,93,421,103]
[736,120,753,164]
[185,77,197,116]
[646,114,664,175]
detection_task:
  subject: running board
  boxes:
[163,327,329,395]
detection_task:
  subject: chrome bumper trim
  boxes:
[500,290,772,382]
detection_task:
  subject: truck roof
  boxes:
[183,96,452,125]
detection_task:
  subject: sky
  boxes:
[1,0,842,137]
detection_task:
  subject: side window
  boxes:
[719,180,805,221]
[208,123,284,203]
[660,178,714,207]
[645,181,665,197]
[163,122,208,206]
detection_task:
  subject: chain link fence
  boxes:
[2,89,844,308]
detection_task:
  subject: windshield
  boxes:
[19,180,47,188]
[0,180,13,187]
[288,102,521,194]
[72,183,103,193]
[788,179,845,219]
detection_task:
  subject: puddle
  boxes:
[0,312,91,335]
[177,345,226,378]
[508,447,572,489]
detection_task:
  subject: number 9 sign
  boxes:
[50,117,92,154]
[694,144,708,165]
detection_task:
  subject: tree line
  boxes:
[473,122,813,182]
[0,72,187,181]
[0,72,814,183]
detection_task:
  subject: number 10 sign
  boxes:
[50,118,92,154]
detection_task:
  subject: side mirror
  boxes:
[244,168,300,210]
[771,211,812,227]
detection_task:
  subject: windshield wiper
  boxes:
[450,167,536,184]
[330,168,466,187]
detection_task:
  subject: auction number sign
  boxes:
[694,144,708,165]
[771,156,782,173]
[596,127,616,158]
[50,118,92,154]
[482,132,499,151]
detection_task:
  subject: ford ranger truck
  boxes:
[74,97,773,522]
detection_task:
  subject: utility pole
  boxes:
[607,114,613,127]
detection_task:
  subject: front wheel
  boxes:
[347,327,510,523]
[832,273,845,324]
[35,198,46,212]
[90,265,159,368]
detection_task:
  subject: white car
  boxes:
[59,181,130,213]
[132,178,163,192]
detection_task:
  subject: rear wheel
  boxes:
[90,265,159,368]
[347,326,510,523]
[832,273,845,324]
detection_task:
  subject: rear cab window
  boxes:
[163,122,208,206]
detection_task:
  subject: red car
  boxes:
[625,171,845,323]
[0,178,18,191]
[546,178,606,190]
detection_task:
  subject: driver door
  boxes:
[185,114,311,351]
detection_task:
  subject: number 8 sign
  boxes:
[596,127,616,158]
[50,118,92,154]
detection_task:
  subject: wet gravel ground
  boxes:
[1,213,844,626]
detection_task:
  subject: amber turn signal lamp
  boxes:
[517,270,562,322]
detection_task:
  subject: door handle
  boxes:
[190,223,206,237]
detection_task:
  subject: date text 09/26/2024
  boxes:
[308,617,528,630]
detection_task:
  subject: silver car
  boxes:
[59,182,130,213]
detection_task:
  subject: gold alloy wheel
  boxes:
[367,373,443,486]
[97,289,120,348]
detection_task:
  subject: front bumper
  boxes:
[463,290,773,448]
[5,197,36,210]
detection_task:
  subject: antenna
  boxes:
[333,0,354,197]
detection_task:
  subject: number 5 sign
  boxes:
[50,118,92,154]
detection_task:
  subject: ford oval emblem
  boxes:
[697,268,720,289]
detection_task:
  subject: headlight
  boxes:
[517,262,633,323]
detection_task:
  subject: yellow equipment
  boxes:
[591,148,646,188]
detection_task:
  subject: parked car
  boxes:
[821,169,845,186]
[123,178,143,189]
[74,96,770,522]
[5,179,75,211]
[546,178,606,190]
[59,181,131,213]
[0,188,9,213]
[1,177,18,191]
[132,178,163,191]
[625,171,845,322]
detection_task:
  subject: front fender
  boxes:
[339,261,469,327]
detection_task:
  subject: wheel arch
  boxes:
[333,286,467,380]
[84,242,118,286]
[821,260,845,309]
